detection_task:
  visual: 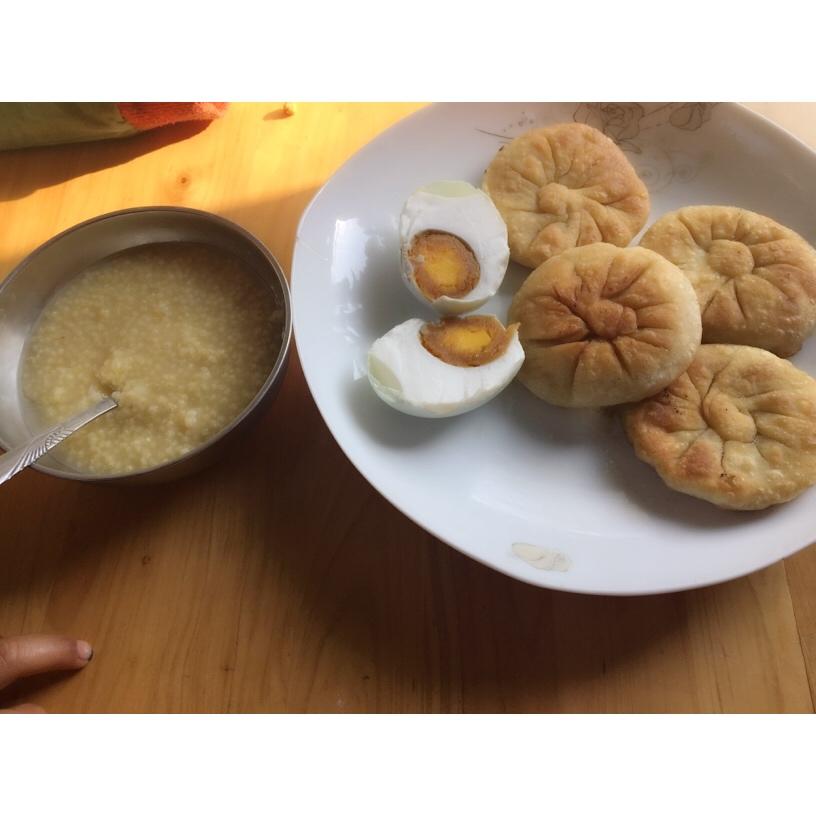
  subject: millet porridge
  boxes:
[21,242,284,475]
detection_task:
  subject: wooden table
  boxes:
[0,102,814,713]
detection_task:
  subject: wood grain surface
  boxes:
[0,102,814,713]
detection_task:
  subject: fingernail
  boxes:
[77,640,94,662]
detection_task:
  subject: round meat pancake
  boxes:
[624,344,816,510]
[640,205,816,357]
[483,122,650,268]
[508,244,701,407]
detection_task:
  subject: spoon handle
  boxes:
[0,397,118,486]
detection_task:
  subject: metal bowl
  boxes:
[0,206,292,484]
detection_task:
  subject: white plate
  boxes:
[292,103,816,595]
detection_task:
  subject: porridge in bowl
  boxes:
[21,242,284,475]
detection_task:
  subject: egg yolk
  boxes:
[408,230,480,301]
[420,315,516,367]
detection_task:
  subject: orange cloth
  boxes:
[117,102,228,130]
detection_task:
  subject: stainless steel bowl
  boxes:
[0,206,292,484]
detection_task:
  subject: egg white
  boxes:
[367,318,524,418]
[399,181,510,315]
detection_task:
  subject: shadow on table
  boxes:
[0,469,190,710]
[259,498,694,713]
[0,120,214,202]
[0,668,86,710]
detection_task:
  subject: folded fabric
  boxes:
[0,102,228,150]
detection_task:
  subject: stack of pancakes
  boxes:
[483,123,816,510]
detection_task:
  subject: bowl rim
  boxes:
[0,205,293,483]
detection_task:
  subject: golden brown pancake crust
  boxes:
[508,244,701,407]
[483,123,650,268]
[624,344,816,510]
[640,206,816,357]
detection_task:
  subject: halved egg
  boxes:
[367,314,524,417]
[400,181,510,314]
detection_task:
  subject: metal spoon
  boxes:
[0,397,118,486]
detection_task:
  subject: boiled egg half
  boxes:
[367,314,524,417]
[400,181,510,315]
